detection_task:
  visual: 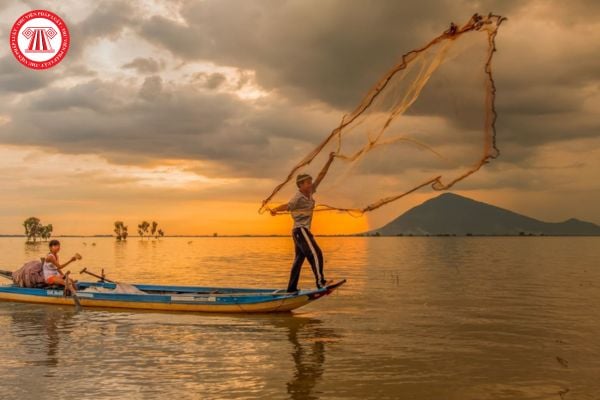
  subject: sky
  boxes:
[0,0,598,235]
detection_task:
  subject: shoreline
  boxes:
[1,234,599,238]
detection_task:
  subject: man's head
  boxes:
[296,174,313,192]
[48,239,60,252]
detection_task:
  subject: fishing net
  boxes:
[260,13,506,217]
[81,282,147,295]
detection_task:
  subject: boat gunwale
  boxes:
[0,279,347,307]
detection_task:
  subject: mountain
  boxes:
[370,193,600,236]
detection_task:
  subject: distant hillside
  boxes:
[370,193,600,236]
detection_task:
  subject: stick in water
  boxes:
[63,271,82,311]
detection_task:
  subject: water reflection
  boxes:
[8,305,76,376]
[3,300,341,399]
[270,315,339,400]
[112,240,128,269]
[287,318,325,400]
[1,237,599,399]
[23,242,45,260]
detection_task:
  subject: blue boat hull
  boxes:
[0,279,346,313]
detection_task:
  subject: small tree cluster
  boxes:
[138,221,165,240]
[23,217,53,243]
[114,221,129,241]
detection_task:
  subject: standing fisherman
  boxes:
[270,173,332,293]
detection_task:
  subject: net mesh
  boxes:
[260,13,506,216]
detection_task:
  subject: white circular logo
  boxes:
[10,10,70,70]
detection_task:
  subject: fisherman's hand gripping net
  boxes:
[260,14,506,216]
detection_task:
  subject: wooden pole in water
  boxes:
[63,271,82,311]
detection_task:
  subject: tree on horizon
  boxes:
[23,218,53,243]
[24,217,41,242]
[114,221,129,241]
[23,217,53,243]
[39,224,53,241]
[151,221,158,239]
[138,221,150,240]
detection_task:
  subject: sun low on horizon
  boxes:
[1,2,600,399]
[0,0,598,237]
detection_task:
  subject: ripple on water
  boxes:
[0,236,599,399]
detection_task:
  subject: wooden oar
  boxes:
[63,271,82,311]
[0,270,13,281]
[79,267,115,283]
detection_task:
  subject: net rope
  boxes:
[260,13,506,216]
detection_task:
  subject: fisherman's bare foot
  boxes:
[318,280,334,289]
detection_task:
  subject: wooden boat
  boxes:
[0,270,346,313]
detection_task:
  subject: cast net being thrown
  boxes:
[260,13,506,216]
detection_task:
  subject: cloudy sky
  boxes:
[0,0,598,235]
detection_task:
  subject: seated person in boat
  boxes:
[43,239,80,289]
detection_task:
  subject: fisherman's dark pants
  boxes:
[287,226,325,292]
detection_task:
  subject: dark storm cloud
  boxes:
[135,0,599,153]
[0,0,599,186]
[28,78,128,112]
[139,0,499,108]
[67,0,138,60]
[0,56,56,93]
[0,76,336,177]
[191,72,227,90]
[122,57,165,74]
[136,0,598,104]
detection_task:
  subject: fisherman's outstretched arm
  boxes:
[313,152,336,192]
[270,204,289,215]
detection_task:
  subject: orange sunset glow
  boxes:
[0,0,598,236]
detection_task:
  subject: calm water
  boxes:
[0,237,598,399]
